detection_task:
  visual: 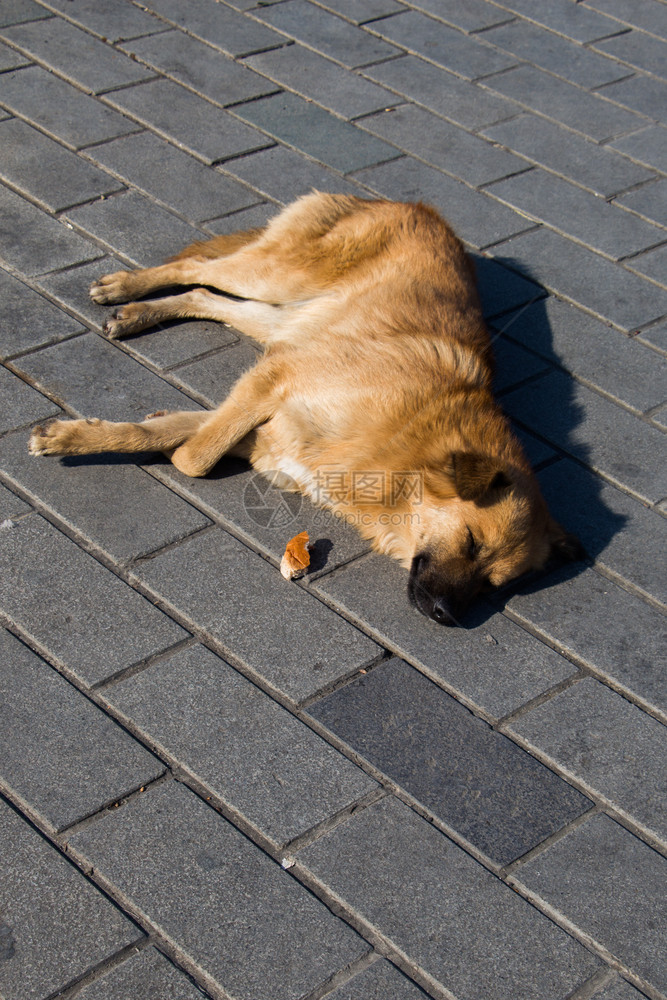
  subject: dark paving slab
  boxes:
[513,814,667,996]
[253,0,401,68]
[299,795,601,1000]
[595,976,651,1000]
[0,514,187,686]
[0,796,142,1000]
[508,677,667,844]
[599,73,667,121]
[244,44,399,119]
[627,242,667,285]
[168,339,260,405]
[0,481,30,518]
[0,118,123,214]
[481,0,620,42]
[0,0,50,27]
[104,643,376,847]
[0,429,211,562]
[233,92,400,173]
[328,959,428,999]
[309,658,591,865]
[223,144,367,202]
[316,0,403,22]
[481,113,656,198]
[368,10,518,81]
[138,0,284,57]
[0,627,163,831]
[506,565,667,718]
[0,265,84,360]
[503,370,667,503]
[592,28,667,78]
[88,132,259,224]
[0,16,153,93]
[76,946,207,1000]
[0,183,101,276]
[131,526,381,702]
[609,123,667,172]
[104,79,272,165]
[0,36,27,67]
[119,29,277,107]
[359,104,526,186]
[70,781,369,1000]
[34,0,168,43]
[13,332,203,421]
[315,553,577,721]
[404,0,511,33]
[0,366,60,434]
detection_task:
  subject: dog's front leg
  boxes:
[29,411,210,458]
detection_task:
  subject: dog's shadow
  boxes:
[470,253,626,615]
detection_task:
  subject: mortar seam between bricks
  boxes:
[44,938,160,1000]
[299,951,385,1000]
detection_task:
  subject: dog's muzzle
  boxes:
[408,554,463,627]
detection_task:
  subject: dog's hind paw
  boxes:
[89,271,132,305]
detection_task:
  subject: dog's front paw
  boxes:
[89,271,133,305]
[103,303,151,339]
[29,419,96,456]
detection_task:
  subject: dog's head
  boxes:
[408,451,584,625]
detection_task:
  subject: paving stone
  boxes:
[482,65,644,141]
[472,253,546,319]
[13,332,201,421]
[254,0,400,68]
[204,202,276,235]
[369,10,518,80]
[481,113,656,198]
[352,156,534,249]
[223,144,367,204]
[627,243,667,286]
[491,334,551,392]
[593,975,651,1000]
[0,16,153,92]
[0,429,211,562]
[609,124,667,172]
[104,79,271,165]
[105,643,376,846]
[310,658,591,865]
[0,481,30,519]
[0,796,142,1000]
[503,370,667,503]
[538,458,667,605]
[70,781,369,1000]
[327,959,428,999]
[637,323,667,353]
[316,0,403,22]
[65,190,206,268]
[0,183,101,276]
[33,254,142,333]
[76,946,207,1000]
[88,132,258,224]
[484,0,620,43]
[0,266,84,359]
[615,177,667,227]
[0,118,122,214]
[120,28,277,106]
[403,0,511,33]
[507,565,667,716]
[508,677,667,842]
[37,0,169,43]
[169,340,260,405]
[132,526,381,702]
[363,54,521,130]
[0,36,27,67]
[493,296,667,412]
[0,366,60,434]
[599,73,667,122]
[0,65,139,149]
[299,796,601,1000]
[148,454,370,573]
[359,104,526,187]
[244,43,400,119]
[487,168,665,260]
[513,814,667,995]
[315,554,577,721]
[233,92,399,173]
[138,0,284,57]
[593,29,667,79]
[0,0,49,26]
[0,514,187,685]
[483,18,630,88]
[494,227,667,331]
[0,627,163,831]
[585,0,667,39]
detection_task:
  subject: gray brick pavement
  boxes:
[1,3,665,998]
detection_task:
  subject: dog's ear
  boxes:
[548,521,587,563]
[451,452,512,503]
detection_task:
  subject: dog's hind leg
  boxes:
[29,410,210,458]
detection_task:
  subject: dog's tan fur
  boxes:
[29,193,581,624]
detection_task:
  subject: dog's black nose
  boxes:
[431,599,459,626]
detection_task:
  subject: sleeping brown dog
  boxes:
[29,192,583,624]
